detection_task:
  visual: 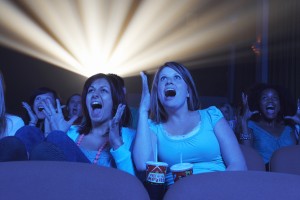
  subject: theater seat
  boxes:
[163,171,300,200]
[239,144,265,171]
[269,145,300,175]
[0,161,149,200]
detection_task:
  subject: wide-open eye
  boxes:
[100,88,108,94]
[174,75,182,80]
[160,76,167,82]
[87,87,95,93]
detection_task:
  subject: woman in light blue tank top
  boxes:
[133,62,247,186]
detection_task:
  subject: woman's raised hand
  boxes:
[22,101,38,126]
[241,92,259,121]
[285,98,300,124]
[109,104,126,150]
[140,72,150,114]
[42,99,77,133]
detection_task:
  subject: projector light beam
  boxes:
[0,0,258,77]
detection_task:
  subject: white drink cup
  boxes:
[170,163,193,182]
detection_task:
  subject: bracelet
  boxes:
[29,122,36,126]
[240,133,252,140]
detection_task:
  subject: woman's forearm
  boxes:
[133,112,154,170]
[111,145,135,176]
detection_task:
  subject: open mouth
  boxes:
[265,105,276,114]
[165,89,176,97]
[38,107,44,112]
[91,102,102,110]
[266,105,275,111]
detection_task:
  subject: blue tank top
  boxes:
[149,106,226,185]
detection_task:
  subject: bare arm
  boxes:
[239,93,258,146]
[133,72,157,171]
[214,118,247,171]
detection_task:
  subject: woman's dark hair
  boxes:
[79,73,132,135]
[107,74,132,127]
[29,87,60,106]
[24,87,60,125]
[108,73,125,88]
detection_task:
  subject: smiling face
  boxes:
[67,95,83,118]
[157,67,189,110]
[33,92,55,119]
[259,88,280,120]
[85,78,113,126]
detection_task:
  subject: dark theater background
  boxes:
[0,0,299,118]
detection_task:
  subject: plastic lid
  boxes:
[170,163,193,172]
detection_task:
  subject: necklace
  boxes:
[76,134,108,164]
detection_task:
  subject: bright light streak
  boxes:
[0,0,258,77]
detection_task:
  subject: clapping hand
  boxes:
[109,104,126,150]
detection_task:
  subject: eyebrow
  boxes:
[159,72,180,77]
[89,84,110,90]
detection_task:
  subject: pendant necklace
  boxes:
[77,134,108,164]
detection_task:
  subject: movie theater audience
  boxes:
[239,83,300,170]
